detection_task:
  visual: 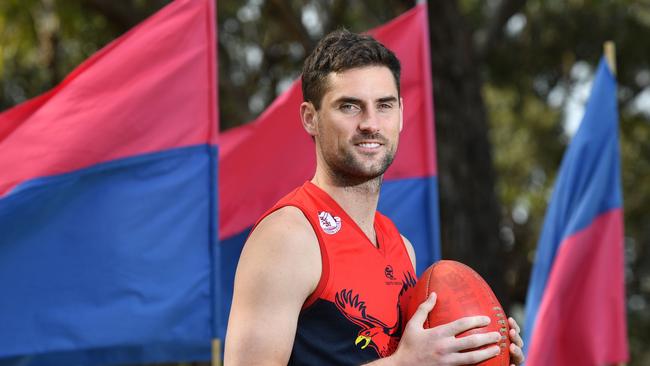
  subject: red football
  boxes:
[406,260,510,366]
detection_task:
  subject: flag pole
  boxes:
[604,41,617,76]
[212,338,222,366]
[605,39,627,366]
[207,0,222,363]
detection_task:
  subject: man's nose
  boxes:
[358,109,380,133]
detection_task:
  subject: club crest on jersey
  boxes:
[318,211,341,234]
[384,265,396,280]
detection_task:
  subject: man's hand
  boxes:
[508,317,524,365]
[384,292,502,366]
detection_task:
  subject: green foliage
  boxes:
[0,0,166,110]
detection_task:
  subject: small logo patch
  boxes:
[318,211,341,234]
[384,265,396,280]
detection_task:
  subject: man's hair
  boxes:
[301,29,401,110]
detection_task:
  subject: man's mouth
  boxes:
[356,142,381,148]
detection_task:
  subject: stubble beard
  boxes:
[323,139,396,193]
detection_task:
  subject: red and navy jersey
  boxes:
[255,181,416,365]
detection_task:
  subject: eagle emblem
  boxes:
[334,271,417,357]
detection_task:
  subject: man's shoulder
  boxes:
[258,205,310,227]
[249,205,317,247]
[242,205,322,295]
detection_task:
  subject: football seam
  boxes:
[425,263,434,329]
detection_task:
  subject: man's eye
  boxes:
[339,104,360,112]
[378,103,394,111]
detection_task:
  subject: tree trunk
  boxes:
[427,2,509,306]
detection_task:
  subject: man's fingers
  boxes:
[448,345,500,365]
[509,328,523,348]
[506,317,524,365]
[408,292,437,328]
[508,317,524,350]
[437,315,491,337]
[450,331,500,352]
[508,317,521,333]
[510,342,525,365]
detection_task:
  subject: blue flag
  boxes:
[523,58,628,365]
[217,3,440,340]
[0,1,219,365]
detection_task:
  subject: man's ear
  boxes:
[300,101,318,137]
[399,97,404,132]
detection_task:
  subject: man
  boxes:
[225,29,524,365]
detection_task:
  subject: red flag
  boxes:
[0,0,218,196]
[523,58,628,365]
[217,3,440,338]
[219,3,437,240]
[0,1,218,364]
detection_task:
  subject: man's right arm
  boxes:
[224,206,321,366]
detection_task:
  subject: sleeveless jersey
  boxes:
[254,181,416,365]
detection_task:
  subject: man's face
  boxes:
[310,66,402,183]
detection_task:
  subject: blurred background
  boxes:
[1,0,648,364]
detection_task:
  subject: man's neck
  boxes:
[311,173,381,246]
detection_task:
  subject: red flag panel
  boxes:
[219,4,436,239]
[0,0,218,196]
